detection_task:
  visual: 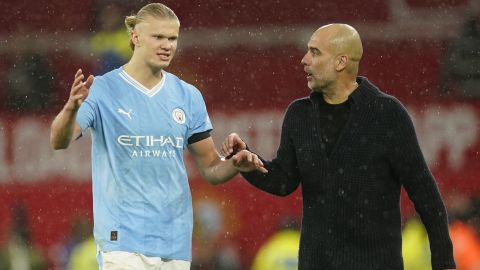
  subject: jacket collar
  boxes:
[309,76,381,111]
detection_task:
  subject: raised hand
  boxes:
[221,132,247,158]
[231,150,268,173]
[65,69,94,111]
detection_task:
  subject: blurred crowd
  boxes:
[2,2,480,115]
[439,11,480,98]
[1,194,480,269]
[402,194,480,270]
[2,2,131,115]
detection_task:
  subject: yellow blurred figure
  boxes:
[251,229,300,270]
[402,217,432,270]
[67,236,97,270]
[89,5,132,74]
[90,27,132,62]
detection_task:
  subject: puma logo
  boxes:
[117,108,133,120]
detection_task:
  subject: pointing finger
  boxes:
[228,134,235,153]
[74,69,82,78]
[258,167,268,173]
[221,141,228,156]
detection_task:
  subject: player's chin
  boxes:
[160,62,172,69]
[307,81,315,91]
[153,59,172,70]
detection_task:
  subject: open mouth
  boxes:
[157,53,170,60]
[304,69,313,77]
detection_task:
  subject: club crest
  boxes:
[172,108,186,124]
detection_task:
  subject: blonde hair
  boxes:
[125,3,179,50]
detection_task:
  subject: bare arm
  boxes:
[188,137,267,185]
[50,69,94,150]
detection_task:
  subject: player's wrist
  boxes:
[63,107,78,113]
[63,102,79,113]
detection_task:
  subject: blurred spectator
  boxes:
[251,217,300,270]
[440,11,480,98]
[449,220,480,270]
[48,217,92,270]
[66,236,96,270]
[4,50,54,113]
[442,192,480,270]
[402,217,431,270]
[191,199,241,270]
[468,197,480,234]
[89,4,131,75]
[0,201,46,270]
[448,194,480,270]
[403,200,480,270]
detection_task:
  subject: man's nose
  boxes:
[160,40,173,50]
[301,54,309,66]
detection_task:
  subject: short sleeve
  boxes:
[186,88,213,139]
[76,78,102,132]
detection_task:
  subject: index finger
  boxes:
[257,166,268,173]
[74,69,83,78]
[72,73,85,89]
[221,141,229,156]
[228,134,236,152]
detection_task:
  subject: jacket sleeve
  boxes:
[387,99,455,270]
[241,105,300,196]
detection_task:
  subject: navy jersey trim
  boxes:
[188,130,212,144]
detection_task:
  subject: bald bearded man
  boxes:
[222,24,456,270]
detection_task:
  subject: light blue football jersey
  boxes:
[76,67,212,260]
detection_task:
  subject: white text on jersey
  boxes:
[117,135,184,148]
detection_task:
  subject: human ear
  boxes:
[131,31,140,47]
[336,55,348,71]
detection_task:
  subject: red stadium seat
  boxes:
[405,0,468,8]
[0,0,93,34]
[161,0,389,27]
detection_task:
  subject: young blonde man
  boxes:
[50,3,265,270]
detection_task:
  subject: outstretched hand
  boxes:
[221,133,247,158]
[65,69,94,111]
[231,150,268,173]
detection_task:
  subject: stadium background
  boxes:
[0,0,479,268]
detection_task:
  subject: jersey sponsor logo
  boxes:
[117,135,184,147]
[131,150,176,158]
[117,108,133,120]
[172,108,186,124]
[117,135,184,158]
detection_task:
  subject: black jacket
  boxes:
[242,77,455,270]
